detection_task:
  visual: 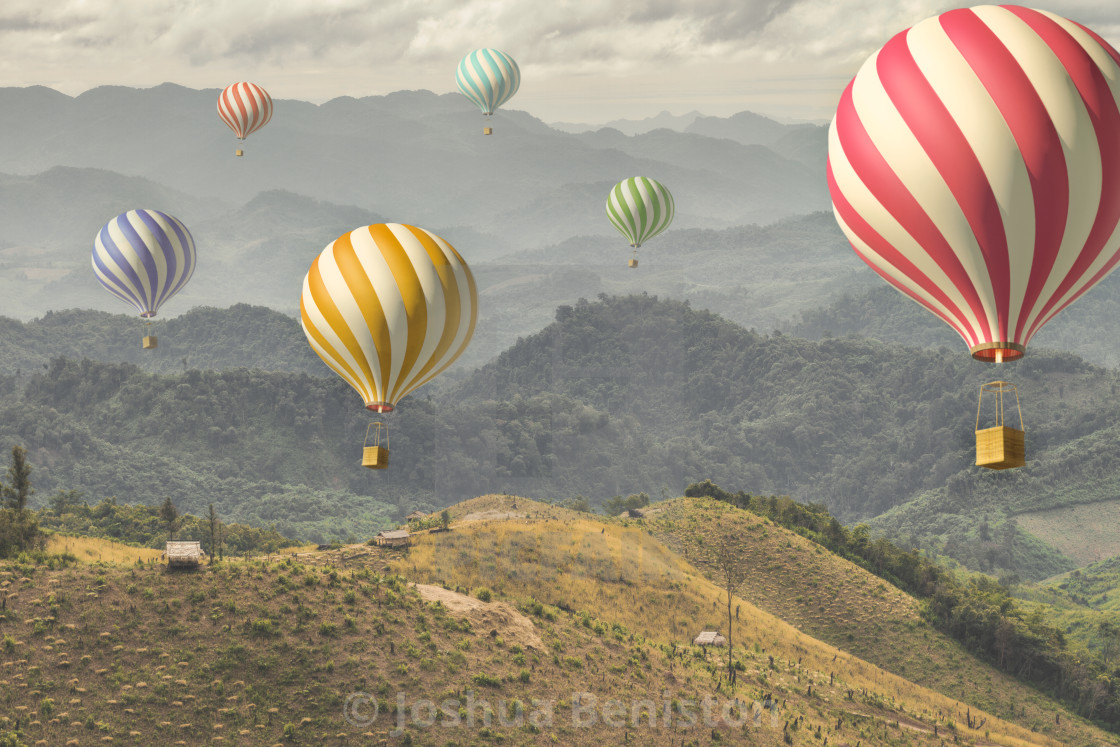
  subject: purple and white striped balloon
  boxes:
[91,209,196,318]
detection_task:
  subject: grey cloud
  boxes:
[0,11,95,32]
[0,0,1117,123]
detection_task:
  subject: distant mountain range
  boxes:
[549,108,830,136]
[0,84,828,247]
[549,109,706,134]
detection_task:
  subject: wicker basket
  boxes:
[362,446,388,469]
[483,127,493,136]
[142,335,158,350]
[975,426,1025,470]
[628,258,638,268]
[975,381,1025,470]
[235,149,244,157]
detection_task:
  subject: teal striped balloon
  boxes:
[456,49,520,115]
[606,177,675,248]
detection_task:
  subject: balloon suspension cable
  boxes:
[976,381,1024,431]
[364,420,388,451]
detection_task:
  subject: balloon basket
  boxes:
[362,446,388,469]
[975,427,1024,470]
[235,149,244,157]
[628,258,638,268]
[483,127,493,135]
[142,335,158,350]
[362,422,389,470]
[975,381,1024,469]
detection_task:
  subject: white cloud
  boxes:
[1,0,1118,122]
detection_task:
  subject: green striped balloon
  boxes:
[606,177,674,248]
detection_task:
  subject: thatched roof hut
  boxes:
[165,541,205,568]
[375,529,410,548]
[405,510,427,521]
[693,631,727,647]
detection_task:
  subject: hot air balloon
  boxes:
[300,224,478,469]
[828,5,1120,364]
[606,177,675,268]
[217,82,273,156]
[92,209,197,349]
[456,49,520,135]
[827,5,1120,469]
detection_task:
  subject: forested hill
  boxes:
[4,295,1120,577]
[455,294,1119,524]
[452,294,1120,577]
[0,304,322,376]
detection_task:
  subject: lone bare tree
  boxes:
[702,530,750,680]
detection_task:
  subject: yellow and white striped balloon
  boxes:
[300,224,478,412]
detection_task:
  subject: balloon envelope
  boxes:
[456,49,520,115]
[827,5,1120,362]
[91,209,196,318]
[218,82,273,141]
[300,224,478,411]
[606,177,675,248]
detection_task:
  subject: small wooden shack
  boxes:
[405,510,427,521]
[693,631,727,647]
[165,541,205,568]
[374,529,410,548]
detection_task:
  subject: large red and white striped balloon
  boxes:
[217,82,273,141]
[827,5,1120,362]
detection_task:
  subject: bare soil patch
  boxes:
[412,583,544,651]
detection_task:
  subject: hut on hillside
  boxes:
[405,510,427,521]
[693,630,727,647]
[374,529,410,548]
[164,541,205,569]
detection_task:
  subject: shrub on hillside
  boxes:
[0,508,44,559]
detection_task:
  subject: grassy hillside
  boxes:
[1013,556,1120,655]
[639,496,1110,741]
[1016,500,1120,567]
[1,525,1081,745]
[1,546,753,746]
[391,494,1112,746]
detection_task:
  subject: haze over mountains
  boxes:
[4,83,1120,579]
[5,83,1120,370]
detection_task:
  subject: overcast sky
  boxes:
[3,1,1120,124]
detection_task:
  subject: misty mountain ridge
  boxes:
[0,83,829,249]
[0,161,858,369]
[549,109,705,134]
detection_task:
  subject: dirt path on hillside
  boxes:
[412,583,544,651]
[458,510,530,522]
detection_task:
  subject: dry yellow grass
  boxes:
[46,535,163,565]
[274,544,318,555]
[392,495,1078,747]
